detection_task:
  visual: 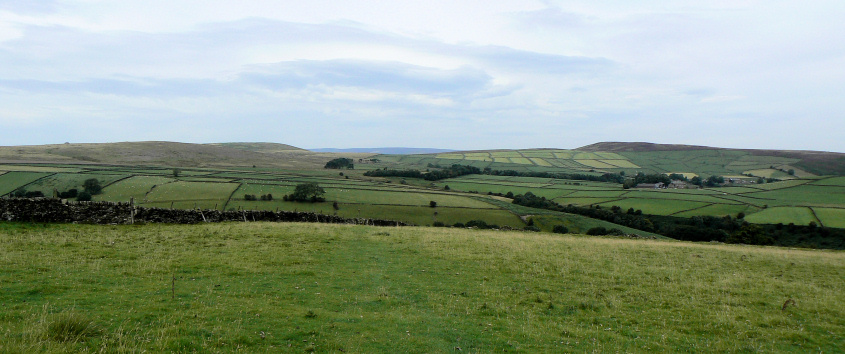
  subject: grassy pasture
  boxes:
[551,197,622,207]
[326,189,497,209]
[528,157,553,166]
[97,176,176,203]
[574,159,618,169]
[597,198,710,216]
[0,171,52,196]
[743,185,845,207]
[744,207,819,226]
[673,204,755,218]
[23,173,130,196]
[143,181,240,210]
[0,164,83,173]
[750,179,812,190]
[1,222,842,352]
[336,204,524,227]
[812,208,845,228]
[810,176,845,186]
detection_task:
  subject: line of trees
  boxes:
[484,169,626,184]
[10,178,102,201]
[363,164,481,181]
[244,194,273,201]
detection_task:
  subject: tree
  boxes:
[288,182,326,202]
[429,201,437,208]
[77,191,92,201]
[83,178,102,195]
[552,225,569,234]
[324,158,354,169]
[788,169,795,176]
[173,168,181,177]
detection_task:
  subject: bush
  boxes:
[586,227,609,236]
[608,228,626,236]
[429,201,437,208]
[552,225,569,234]
[59,189,78,199]
[76,191,92,201]
[433,221,445,227]
[466,220,489,229]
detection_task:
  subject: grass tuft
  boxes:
[46,312,101,343]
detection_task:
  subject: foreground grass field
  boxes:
[1,222,842,352]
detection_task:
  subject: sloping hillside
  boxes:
[578,142,845,176]
[0,142,371,169]
[206,142,306,153]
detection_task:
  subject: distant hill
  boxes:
[207,142,306,153]
[0,141,372,169]
[310,147,456,154]
[578,142,845,176]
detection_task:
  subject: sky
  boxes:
[1,1,844,152]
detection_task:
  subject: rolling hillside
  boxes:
[374,142,845,178]
[578,142,845,176]
[0,142,371,169]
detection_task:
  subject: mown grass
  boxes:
[3,222,842,352]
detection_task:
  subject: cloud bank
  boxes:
[0,1,843,152]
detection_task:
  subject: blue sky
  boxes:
[1,1,843,152]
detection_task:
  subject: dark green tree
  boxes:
[77,191,92,201]
[288,182,326,202]
[324,158,354,169]
[83,178,102,195]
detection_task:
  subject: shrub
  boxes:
[76,191,92,201]
[586,227,608,236]
[552,225,569,234]
[608,228,626,236]
[466,220,489,229]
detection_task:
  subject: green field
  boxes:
[0,171,52,196]
[1,142,844,236]
[1,222,842,352]
[143,181,241,210]
[813,208,845,228]
[744,207,819,226]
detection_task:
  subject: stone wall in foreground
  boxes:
[0,198,407,226]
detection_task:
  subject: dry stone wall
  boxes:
[0,198,408,227]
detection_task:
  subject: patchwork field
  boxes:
[2,143,844,234]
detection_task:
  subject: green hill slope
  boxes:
[373,143,845,178]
